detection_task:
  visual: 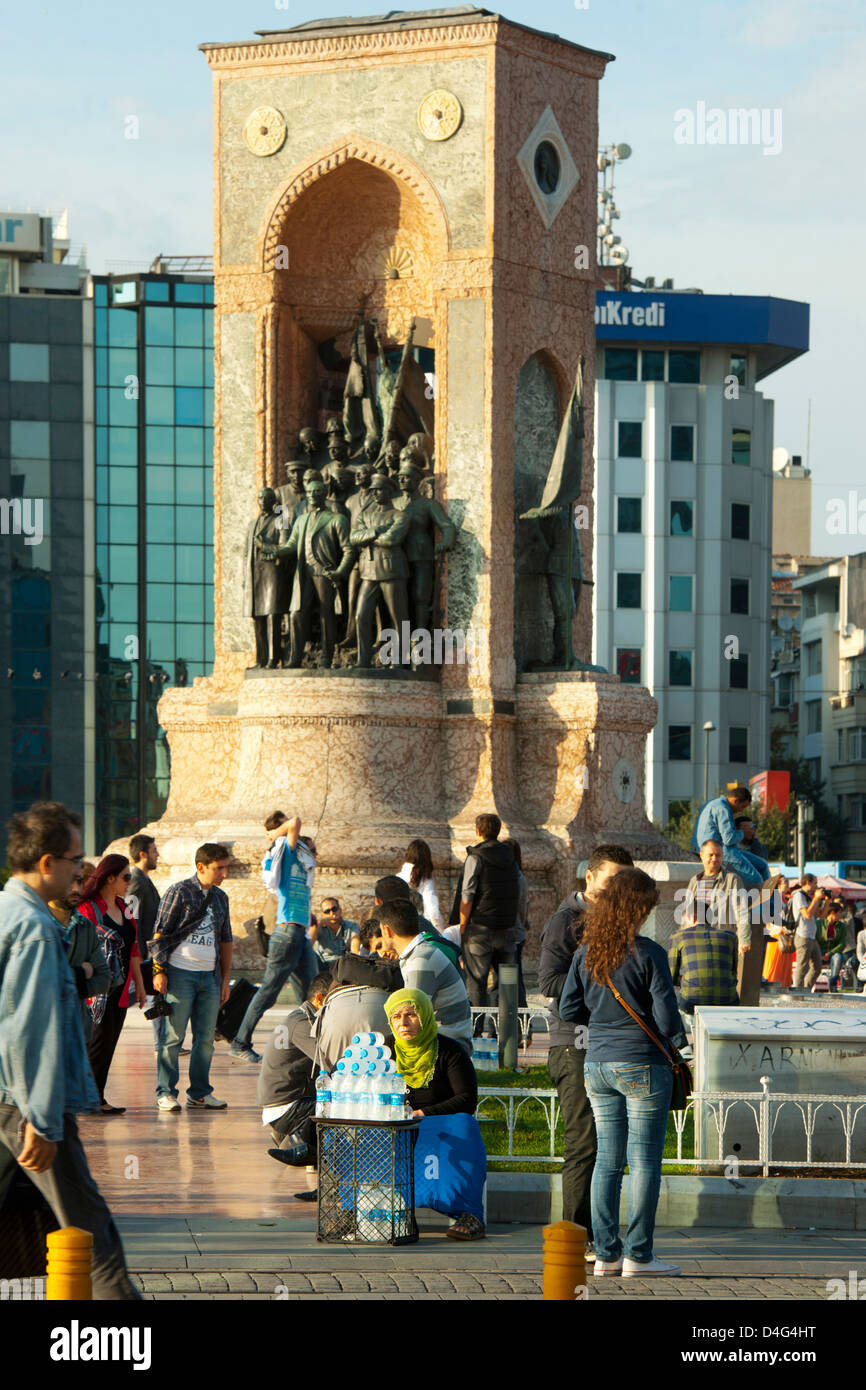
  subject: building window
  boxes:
[616,497,642,533]
[616,648,641,684]
[732,429,751,467]
[617,421,643,458]
[850,727,866,761]
[731,503,750,540]
[805,700,822,734]
[616,573,642,608]
[837,729,845,763]
[845,656,866,692]
[670,500,694,536]
[806,757,822,784]
[0,255,13,295]
[604,349,638,380]
[669,725,692,761]
[730,578,749,614]
[669,649,693,686]
[670,424,694,462]
[804,640,822,676]
[669,575,693,611]
[668,350,701,384]
[729,654,749,689]
[776,672,794,708]
[729,355,747,386]
[641,350,665,381]
[10,420,51,459]
[10,343,50,382]
[729,726,749,762]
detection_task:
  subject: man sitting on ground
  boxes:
[378,899,473,1055]
[258,973,331,1199]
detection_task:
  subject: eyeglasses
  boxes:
[59,855,85,866]
[321,906,339,914]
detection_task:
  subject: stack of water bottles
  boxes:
[472,1034,499,1072]
[315,1032,413,1123]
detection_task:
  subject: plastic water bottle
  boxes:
[315,1073,331,1119]
[370,1072,390,1120]
[353,1032,385,1047]
[330,1072,346,1119]
[355,1074,373,1121]
[389,1073,408,1119]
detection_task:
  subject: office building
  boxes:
[592,285,810,823]
[92,269,214,849]
[0,212,94,841]
[792,552,866,859]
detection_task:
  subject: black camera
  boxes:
[144,995,173,1021]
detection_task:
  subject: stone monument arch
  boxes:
[124,9,671,962]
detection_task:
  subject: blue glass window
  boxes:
[669,726,692,761]
[144,280,170,302]
[95,348,108,386]
[604,349,637,381]
[108,309,137,348]
[670,500,693,536]
[108,348,138,386]
[617,422,642,458]
[147,623,175,661]
[616,573,642,608]
[176,547,203,583]
[108,545,137,581]
[669,650,693,686]
[204,309,213,348]
[145,346,173,385]
[94,282,108,307]
[95,388,108,426]
[109,470,137,506]
[175,624,205,662]
[145,386,174,425]
[148,544,175,582]
[110,508,138,545]
[176,507,204,544]
[147,506,175,543]
[109,388,138,427]
[96,428,108,467]
[669,575,693,611]
[176,585,204,622]
[668,351,701,383]
[174,349,203,387]
[670,425,694,462]
[176,470,203,505]
[94,310,108,346]
[146,585,174,621]
[108,584,138,623]
[145,307,174,346]
[108,427,137,466]
[175,387,203,426]
[145,465,175,504]
[175,308,203,347]
[176,428,203,466]
[175,282,204,303]
[145,426,173,464]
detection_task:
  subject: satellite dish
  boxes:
[793,616,802,631]
[778,614,793,631]
[772,446,790,472]
[616,143,632,159]
[609,245,629,264]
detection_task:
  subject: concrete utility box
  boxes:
[693,1005,866,1165]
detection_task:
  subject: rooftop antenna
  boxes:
[597,141,632,268]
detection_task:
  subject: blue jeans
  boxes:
[584,1060,672,1264]
[156,965,221,1100]
[722,846,769,887]
[234,923,316,1051]
[829,950,856,988]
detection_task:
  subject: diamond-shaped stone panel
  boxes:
[516,106,580,229]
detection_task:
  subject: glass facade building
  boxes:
[0,224,91,839]
[93,275,214,848]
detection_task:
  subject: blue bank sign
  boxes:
[594,290,809,354]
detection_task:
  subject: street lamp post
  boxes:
[702,721,716,803]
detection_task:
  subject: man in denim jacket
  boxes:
[0,801,140,1299]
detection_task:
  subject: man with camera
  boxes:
[790,873,827,990]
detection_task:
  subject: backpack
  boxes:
[417,929,461,970]
[331,951,403,995]
[782,897,797,931]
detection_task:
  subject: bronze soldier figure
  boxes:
[392,453,456,633]
[243,487,290,668]
[349,472,411,668]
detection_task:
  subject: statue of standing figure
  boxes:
[270,470,356,669]
[392,449,456,633]
[243,487,290,668]
[349,472,411,668]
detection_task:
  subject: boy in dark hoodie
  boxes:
[538,844,634,1253]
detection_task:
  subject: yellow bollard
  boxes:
[46,1227,93,1301]
[542,1219,586,1300]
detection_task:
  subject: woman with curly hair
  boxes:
[560,867,686,1278]
[397,838,442,930]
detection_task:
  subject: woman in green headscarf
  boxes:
[384,987,478,1118]
[384,987,484,1240]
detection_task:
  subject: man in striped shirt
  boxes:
[378,899,473,1055]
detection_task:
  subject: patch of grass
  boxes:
[477,1067,696,1173]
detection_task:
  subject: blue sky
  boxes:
[4,0,864,554]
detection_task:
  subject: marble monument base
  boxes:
[113,666,676,968]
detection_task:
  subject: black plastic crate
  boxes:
[315,1119,419,1245]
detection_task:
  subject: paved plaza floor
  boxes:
[71,1008,859,1302]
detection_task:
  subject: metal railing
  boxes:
[470,1006,550,1052]
[476,1076,866,1175]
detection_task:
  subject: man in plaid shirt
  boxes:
[667,919,739,1014]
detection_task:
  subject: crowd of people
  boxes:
[3,793,864,1298]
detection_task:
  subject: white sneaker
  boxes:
[593,1258,623,1276]
[157,1095,181,1112]
[623,1256,681,1277]
[186,1094,228,1109]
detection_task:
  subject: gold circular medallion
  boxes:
[243,106,287,157]
[417,90,462,142]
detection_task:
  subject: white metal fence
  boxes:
[476,1076,866,1175]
